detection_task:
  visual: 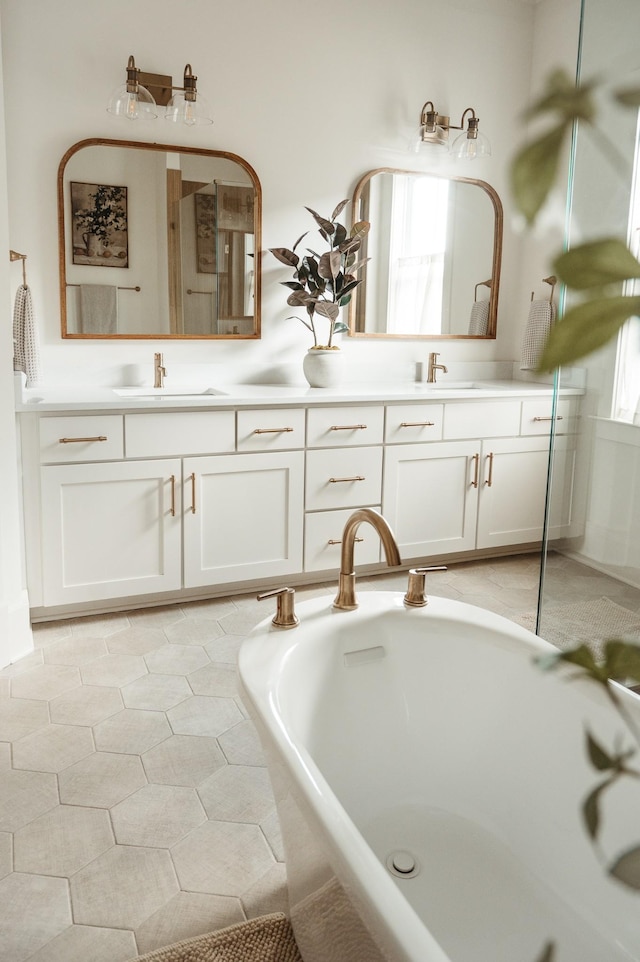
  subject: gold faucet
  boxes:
[153,352,167,388]
[427,352,448,383]
[333,508,402,610]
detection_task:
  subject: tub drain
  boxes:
[386,850,419,879]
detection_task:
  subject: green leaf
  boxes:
[603,639,640,685]
[524,69,597,125]
[270,247,299,269]
[609,844,640,890]
[537,294,640,372]
[554,238,640,289]
[534,941,556,962]
[292,232,308,253]
[586,730,617,771]
[332,223,347,249]
[333,320,349,334]
[583,777,616,840]
[286,290,314,308]
[511,123,568,225]
[614,86,640,107]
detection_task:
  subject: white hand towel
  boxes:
[13,284,42,387]
[520,298,556,370]
[468,299,490,335]
[79,284,118,334]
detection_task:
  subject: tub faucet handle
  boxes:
[403,566,447,607]
[257,586,299,629]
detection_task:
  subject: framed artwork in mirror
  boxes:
[194,193,216,274]
[70,181,128,268]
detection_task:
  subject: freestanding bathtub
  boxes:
[237,591,640,962]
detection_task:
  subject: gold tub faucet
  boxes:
[427,352,448,383]
[333,508,401,610]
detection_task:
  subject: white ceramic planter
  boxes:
[302,349,344,388]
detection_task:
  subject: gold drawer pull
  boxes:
[189,472,196,514]
[485,452,494,487]
[533,415,564,422]
[399,421,435,428]
[169,475,176,517]
[59,435,108,444]
[252,427,294,434]
[330,424,367,431]
[329,475,365,483]
[328,537,364,545]
[471,453,480,488]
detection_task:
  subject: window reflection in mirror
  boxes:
[58,139,261,339]
[349,168,502,340]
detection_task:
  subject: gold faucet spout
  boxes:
[333,508,402,610]
[154,352,167,388]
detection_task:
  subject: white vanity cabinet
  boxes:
[20,387,580,618]
[40,458,182,605]
[383,398,578,559]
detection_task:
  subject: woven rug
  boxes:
[515,596,640,657]
[131,913,302,962]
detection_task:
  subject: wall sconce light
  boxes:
[415,101,491,160]
[107,55,213,126]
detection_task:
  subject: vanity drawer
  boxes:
[306,405,384,447]
[304,507,382,572]
[385,403,444,443]
[305,446,382,510]
[39,416,124,463]
[237,408,305,451]
[125,411,235,457]
[520,398,575,435]
[443,401,521,440]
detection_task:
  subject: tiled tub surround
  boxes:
[2,556,640,961]
[17,379,582,621]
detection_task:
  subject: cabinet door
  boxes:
[183,452,304,587]
[383,441,478,558]
[41,460,181,605]
[476,437,551,548]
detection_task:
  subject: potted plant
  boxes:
[270,199,370,387]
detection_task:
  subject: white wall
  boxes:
[0,15,33,662]
[0,0,553,387]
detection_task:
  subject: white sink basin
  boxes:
[114,387,227,399]
[416,381,477,390]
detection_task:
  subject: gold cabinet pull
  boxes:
[329,476,365,483]
[252,427,294,434]
[169,475,176,517]
[328,537,364,545]
[189,472,196,514]
[533,415,564,422]
[471,453,480,488]
[329,424,367,431]
[399,421,435,428]
[485,452,494,487]
[59,435,108,443]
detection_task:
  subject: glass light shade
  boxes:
[164,92,213,126]
[451,128,491,160]
[107,83,158,121]
[413,125,449,152]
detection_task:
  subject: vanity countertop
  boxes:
[15,379,582,413]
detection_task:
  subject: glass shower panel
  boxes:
[539,0,640,653]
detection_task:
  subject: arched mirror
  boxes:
[349,168,502,339]
[58,138,261,338]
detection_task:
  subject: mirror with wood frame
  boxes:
[349,168,502,339]
[58,138,261,338]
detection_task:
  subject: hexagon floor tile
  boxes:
[0,557,603,959]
